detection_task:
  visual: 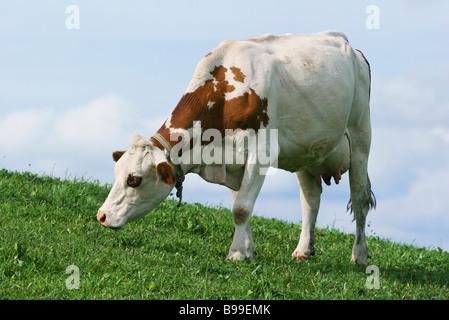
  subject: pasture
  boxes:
[0,169,448,300]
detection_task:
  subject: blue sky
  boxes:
[1,1,448,251]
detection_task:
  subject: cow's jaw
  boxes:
[97,198,165,229]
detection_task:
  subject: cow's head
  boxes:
[97,134,176,229]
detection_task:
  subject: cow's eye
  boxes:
[127,174,143,188]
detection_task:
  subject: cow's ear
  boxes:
[112,151,126,162]
[156,162,176,185]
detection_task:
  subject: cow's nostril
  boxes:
[97,211,107,224]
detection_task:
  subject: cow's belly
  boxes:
[270,55,354,174]
[276,132,350,181]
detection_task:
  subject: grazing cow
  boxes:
[97,31,375,265]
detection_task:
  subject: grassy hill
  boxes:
[0,169,448,300]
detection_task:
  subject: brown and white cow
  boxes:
[97,31,375,265]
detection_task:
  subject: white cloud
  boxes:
[371,67,449,128]
[0,94,166,181]
[432,126,449,144]
[369,167,449,250]
[0,107,55,151]
[369,64,449,194]
[370,124,449,197]
[54,95,136,152]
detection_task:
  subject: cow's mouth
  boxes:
[97,211,124,230]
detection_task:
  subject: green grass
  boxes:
[1,169,448,300]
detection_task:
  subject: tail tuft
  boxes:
[347,175,376,213]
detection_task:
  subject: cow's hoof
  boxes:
[227,251,246,261]
[350,256,367,266]
[292,252,308,259]
[292,248,314,261]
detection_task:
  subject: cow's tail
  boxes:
[346,175,377,214]
[344,129,377,216]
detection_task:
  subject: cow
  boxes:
[97,31,376,265]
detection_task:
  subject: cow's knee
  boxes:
[232,205,250,225]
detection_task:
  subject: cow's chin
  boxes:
[98,196,168,230]
[105,224,124,231]
[126,210,151,223]
[98,208,148,230]
[115,202,158,227]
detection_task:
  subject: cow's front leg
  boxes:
[227,167,266,261]
[227,205,254,260]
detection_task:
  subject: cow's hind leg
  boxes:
[347,132,376,266]
[292,170,322,260]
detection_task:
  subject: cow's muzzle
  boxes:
[97,210,107,224]
[97,210,122,230]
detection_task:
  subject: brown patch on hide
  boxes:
[230,66,246,83]
[223,88,269,130]
[154,65,269,149]
[112,151,126,162]
[156,162,176,185]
